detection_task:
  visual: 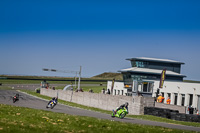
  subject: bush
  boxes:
[35,88,40,93]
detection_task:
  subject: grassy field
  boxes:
[0,86,12,90]
[20,89,200,128]
[0,104,195,133]
[0,75,108,85]
[55,85,106,93]
[0,79,107,85]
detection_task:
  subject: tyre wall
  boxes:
[144,107,200,122]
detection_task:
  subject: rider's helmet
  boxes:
[125,102,129,107]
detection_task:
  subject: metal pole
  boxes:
[78,66,81,91]
[75,72,77,89]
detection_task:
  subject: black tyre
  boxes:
[120,113,126,119]
[13,98,16,103]
[51,104,55,109]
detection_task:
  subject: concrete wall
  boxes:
[40,88,155,115]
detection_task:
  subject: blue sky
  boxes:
[0,0,200,81]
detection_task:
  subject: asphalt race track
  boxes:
[1,90,200,132]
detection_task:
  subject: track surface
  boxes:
[1,89,200,132]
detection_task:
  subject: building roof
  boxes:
[119,67,186,77]
[126,57,185,64]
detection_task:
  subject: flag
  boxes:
[111,78,115,94]
[159,68,166,88]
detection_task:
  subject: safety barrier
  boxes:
[144,107,200,122]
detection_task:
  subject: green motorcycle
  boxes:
[111,107,128,119]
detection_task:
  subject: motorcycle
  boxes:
[46,100,57,109]
[13,95,19,103]
[111,107,128,119]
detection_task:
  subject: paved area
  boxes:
[1,89,200,132]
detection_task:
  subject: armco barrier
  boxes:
[144,107,200,122]
[40,88,155,115]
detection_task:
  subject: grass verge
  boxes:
[0,104,195,133]
[55,85,106,93]
[0,86,12,90]
[0,79,107,85]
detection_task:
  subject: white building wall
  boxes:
[153,81,200,109]
[107,81,127,96]
[107,80,200,110]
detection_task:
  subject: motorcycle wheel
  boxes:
[51,104,55,109]
[13,98,16,103]
[120,113,126,119]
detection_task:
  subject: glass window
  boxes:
[189,94,193,106]
[174,93,178,105]
[181,94,185,106]
[132,61,149,68]
[168,93,171,98]
[131,61,137,67]
[143,82,148,92]
[132,81,154,93]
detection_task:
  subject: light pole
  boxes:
[78,66,81,91]
[42,66,82,91]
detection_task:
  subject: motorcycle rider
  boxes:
[13,93,19,100]
[114,102,129,114]
[48,97,58,105]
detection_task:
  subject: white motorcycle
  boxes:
[46,100,57,109]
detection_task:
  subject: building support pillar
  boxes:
[184,93,190,107]
[177,93,182,106]
[171,93,175,105]
[164,92,168,104]
[193,94,198,109]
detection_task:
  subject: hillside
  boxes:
[92,72,123,80]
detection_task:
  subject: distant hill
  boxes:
[183,80,200,83]
[92,72,123,80]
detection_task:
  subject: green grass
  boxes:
[20,89,200,128]
[81,86,106,93]
[0,86,12,90]
[55,85,106,93]
[0,79,40,84]
[0,104,195,133]
[0,79,107,85]
[0,75,108,85]
[128,115,200,127]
